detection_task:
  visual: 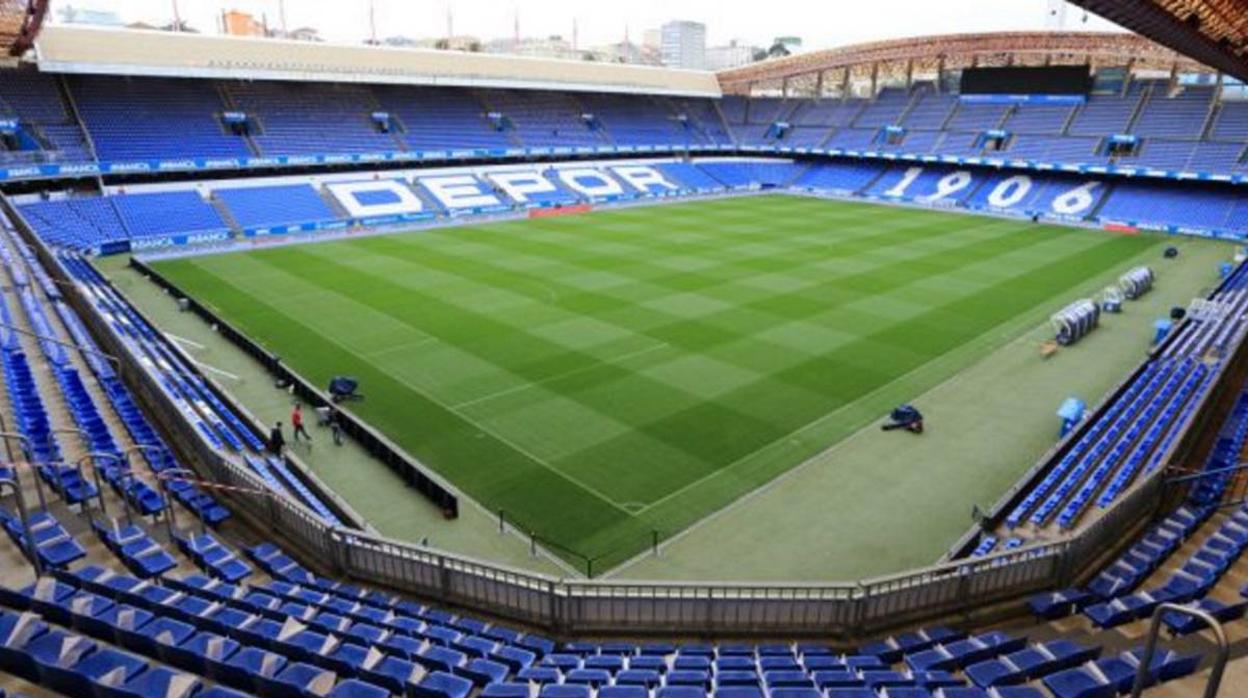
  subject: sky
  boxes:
[53,0,1123,49]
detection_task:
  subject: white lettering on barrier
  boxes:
[485,170,557,203]
[557,168,624,198]
[923,170,973,203]
[326,180,425,218]
[884,167,924,198]
[419,174,501,209]
[610,165,678,193]
[1050,181,1101,216]
[987,175,1032,209]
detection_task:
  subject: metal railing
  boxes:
[1132,603,1228,698]
[0,472,41,577]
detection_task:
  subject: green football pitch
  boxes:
[150,194,1169,572]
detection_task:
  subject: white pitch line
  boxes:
[451,342,670,410]
[363,335,440,359]
[189,359,242,382]
[165,332,205,350]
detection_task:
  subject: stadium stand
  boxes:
[0,462,1217,698]
[3,67,1248,185]
[1025,371,1248,644]
[20,152,1248,254]
[672,97,734,146]
[224,81,402,157]
[68,76,251,162]
[1098,179,1244,232]
[652,162,728,193]
[373,86,513,153]
[945,101,1010,133]
[17,197,129,252]
[0,70,92,165]
[480,90,604,149]
[582,94,711,148]
[695,160,805,189]
[1001,102,1079,135]
[792,161,886,194]
[7,29,1248,698]
[1066,82,1148,137]
[901,84,957,130]
[1130,82,1215,138]
[852,87,912,130]
[213,183,343,232]
[110,192,227,241]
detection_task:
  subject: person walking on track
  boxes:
[291,403,312,447]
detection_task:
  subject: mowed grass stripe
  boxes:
[153,196,1158,568]
[273,214,1065,489]
[333,213,1043,370]
[573,231,1156,555]
[166,259,638,535]
[438,204,1020,300]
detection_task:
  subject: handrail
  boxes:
[0,473,41,577]
[1131,603,1228,698]
[155,467,207,540]
[1165,461,1248,485]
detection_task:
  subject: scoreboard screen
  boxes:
[960,66,1092,96]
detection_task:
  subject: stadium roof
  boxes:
[0,0,45,57]
[1071,1,1248,83]
[717,31,1204,95]
[32,24,721,97]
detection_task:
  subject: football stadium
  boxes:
[4,0,1248,695]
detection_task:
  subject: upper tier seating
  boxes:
[788,99,869,128]
[1001,103,1077,135]
[746,98,791,125]
[226,81,401,156]
[901,85,956,130]
[374,87,513,153]
[1211,101,1248,142]
[0,70,91,165]
[481,91,604,149]
[69,76,251,162]
[0,68,1245,180]
[1067,83,1148,136]
[580,94,704,148]
[945,102,1010,132]
[670,98,733,145]
[1131,83,1214,138]
[852,88,911,129]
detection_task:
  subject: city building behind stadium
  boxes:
[2,0,1248,696]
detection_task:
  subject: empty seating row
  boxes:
[0,507,86,569]
[1083,502,1248,629]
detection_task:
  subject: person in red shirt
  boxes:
[291,403,312,447]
